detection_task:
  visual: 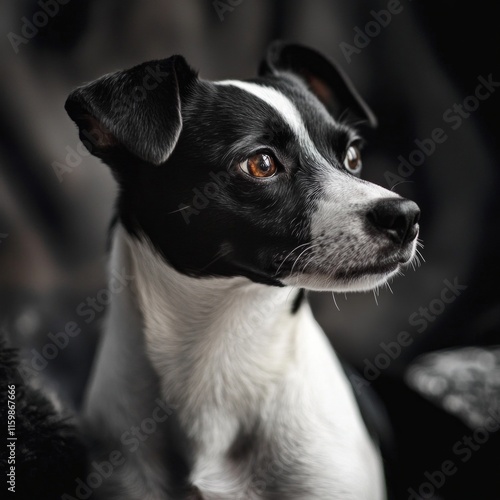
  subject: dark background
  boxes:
[0,1,499,498]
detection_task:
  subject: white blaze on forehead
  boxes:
[216,80,399,205]
[215,80,330,168]
[216,80,307,137]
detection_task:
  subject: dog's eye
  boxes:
[239,153,277,178]
[344,145,362,174]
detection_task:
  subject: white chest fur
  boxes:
[85,226,386,499]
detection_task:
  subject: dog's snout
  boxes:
[367,198,420,245]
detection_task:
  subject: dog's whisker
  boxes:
[337,108,350,124]
[325,263,341,286]
[389,180,414,192]
[200,248,231,271]
[331,292,340,311]
[285,287,297,306]
[386,282,394,294]
[300,251,321,274]
[415,248,426,263]
[290,243,321,275]
[167,205,192,215]
[373,289,379,306]
[411,255,420,270]
[274,242,313,276]
[349,118,371,127]
[290,247,314,276]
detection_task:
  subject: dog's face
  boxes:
[66,42,419,292]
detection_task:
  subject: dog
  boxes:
[65,41,420,499]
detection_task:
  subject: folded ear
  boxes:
[259,41,377,127]
[65,55,197,166]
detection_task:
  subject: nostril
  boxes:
[393,214,407,232]
[367,199,420,245]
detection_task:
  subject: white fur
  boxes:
[286,174,413,292]
[84,226,386,499]
[216,80,414,292]
[82,81,401,499]
[216,79,333,172]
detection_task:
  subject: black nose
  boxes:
[367,198,420,245]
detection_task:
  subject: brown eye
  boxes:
[344,145,362,174]
[239,153,277,178]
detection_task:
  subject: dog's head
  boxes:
[65,42,419,292]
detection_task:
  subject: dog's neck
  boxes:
[117,225,301,455]
[85,225,385,498]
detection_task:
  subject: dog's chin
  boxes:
[280,239,419,292]
[281,252,417,292]
[282,267,398,292]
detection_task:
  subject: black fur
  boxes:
[0,339,87,500]
[60,41,422,499]
[290,288,305,314]
[65,56,197,166]
[65,43,375,288]
[259,41,377,127]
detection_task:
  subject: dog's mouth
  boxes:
[276,240,419,292]
[333,257,404,281]
[275,243,414,273]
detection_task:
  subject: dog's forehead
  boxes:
[216,76,334,129]
[209,76,354,163]
[215,78,321,136]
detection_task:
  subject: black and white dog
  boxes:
[65,42,419,499]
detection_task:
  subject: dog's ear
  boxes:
[259,41,377,127]
[65,55,197,166]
